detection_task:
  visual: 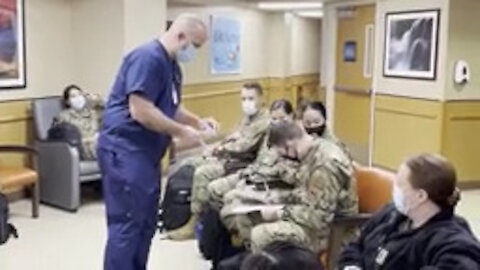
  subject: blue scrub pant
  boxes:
[98,149,161,270]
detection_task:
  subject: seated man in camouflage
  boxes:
[207,99,299,210]
[52,84,104,160]
[167,82,270,240]
[222,121,358,254]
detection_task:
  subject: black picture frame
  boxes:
[0,0,26,89]
[344,41,357,62]
[383,9,440,81]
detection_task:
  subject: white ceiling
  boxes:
[168,0,332,8]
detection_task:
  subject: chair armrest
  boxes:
[332,213,372,227]
[0,145,38,156]
[36,140,81,211]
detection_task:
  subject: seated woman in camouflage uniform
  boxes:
[52,85,104,160]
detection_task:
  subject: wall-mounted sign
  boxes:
[210,15,241,75]
[344,41,357,62]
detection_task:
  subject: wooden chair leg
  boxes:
[32,182,39,218]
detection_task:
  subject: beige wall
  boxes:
[0,0,168,101]
[0,0,74,101]
[73,0,167,97]
[373,0,450,100]
[168,6,321,85]
[445,0,480,100]
[71,0,124,97]
[124,0,167,52]
[168,6,272,84]
[289,16,321,76]
[267,13,290,78]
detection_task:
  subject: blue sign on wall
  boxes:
[210,16,241,75]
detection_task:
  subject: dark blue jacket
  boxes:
[338,204,480,270]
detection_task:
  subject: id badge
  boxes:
[172,83,179,105]
[375,247,389,266]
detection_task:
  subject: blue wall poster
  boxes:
[210,15,241,75]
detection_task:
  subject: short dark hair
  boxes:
[243,82,263,96]
[304,101,327,120]
[405,154,460,210]
[268,121,303,148]
[270,99,293,115]
[63,84,83,108]
[241,241,324,270]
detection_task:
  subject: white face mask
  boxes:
[242,100,258,116]
[393,185,407,215]
[393,185,424,216]
[70,95,86,111]
[176,43,196,63]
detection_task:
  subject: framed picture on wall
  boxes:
[0,0,26,89]
[344,41,357,62]
[210,15,241,75]
[383,9,440,80]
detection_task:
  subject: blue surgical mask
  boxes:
[176,43,196,63]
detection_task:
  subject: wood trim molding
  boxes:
[445,99,480,103]
[375,108,438,120]
[458,181,480,190]
[0,116,32,124]
[335,85,371,96]
[183,89,240,100]
[374,93,442,102]
[449,116,480,121]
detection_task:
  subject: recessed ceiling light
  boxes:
[297,10,324,18]
[258,2,323,11]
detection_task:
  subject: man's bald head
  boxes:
[169,13,208,48]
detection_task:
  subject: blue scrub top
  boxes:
[98,40,182,164]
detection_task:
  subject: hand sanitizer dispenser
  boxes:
[454,60,470,85]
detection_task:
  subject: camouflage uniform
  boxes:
[53,96,104,160]
[208,134,299,209]
[189,109,270,216]
[225,138,358,253]
[320,127,353,162]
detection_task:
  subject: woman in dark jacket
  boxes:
[338,154,480,270]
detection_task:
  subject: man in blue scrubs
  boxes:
[97,14,213,270]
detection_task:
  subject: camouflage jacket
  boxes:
[319,127,353,162]
[238,136,299,188]
[281,137,359,251]
[53,95,104,141]
[213,109,270,162]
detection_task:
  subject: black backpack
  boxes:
[48,122,84,157]
[160,164,195,231]
[0,193,18,245]
[198,204,246,269]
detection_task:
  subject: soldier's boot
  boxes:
[166,215,197,241]
[230,232,244,248]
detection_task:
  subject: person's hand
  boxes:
[200,117,220,132]
[178,126,205,148]
[261,207,283,222]
[200,127,218,142]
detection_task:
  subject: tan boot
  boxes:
[230,232,244,248]
[166,215,197,241]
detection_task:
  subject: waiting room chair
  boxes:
[32,97,101,212]
[0,145,39,218]
[325,165,395,269]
